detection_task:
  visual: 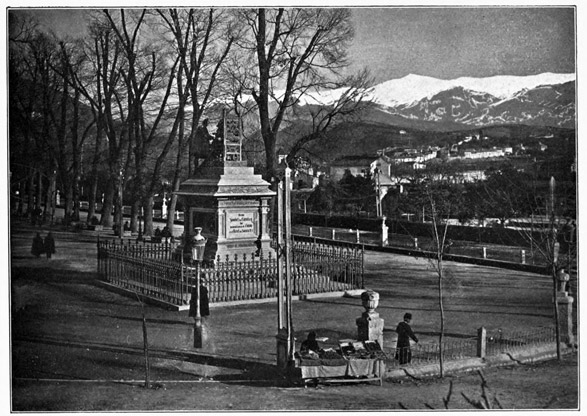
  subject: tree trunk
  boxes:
[167,193,178,232]
[64,182,74,224]
[88,178,99,222]
[100,180,115,228]
[44,170,56,224]
[263,133,277,182]
[438,259,445,378]
[131,201,140,233]
[17,180,25,216]
[35,170,43,212]
[144,196,154,237]
[27,169,35,217]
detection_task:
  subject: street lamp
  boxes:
[190,227,207,348]
[137,206,144,242]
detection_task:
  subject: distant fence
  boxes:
[293,213,554,247]
[97,238,364,307]
[293,224,553,267]
[386,326,557,369]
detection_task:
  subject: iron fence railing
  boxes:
[387,338,478,369]
[103,251,190,305]
[485,327,557,356]
[97,238,364,306]
[385,326,558,369]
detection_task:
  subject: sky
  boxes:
[11,5,577,85]
[348,7,576,82]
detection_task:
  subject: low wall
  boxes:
[293,213,551,247]
[293,234,549,276]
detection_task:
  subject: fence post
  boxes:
[414,238,418,249]
[477,327,487,358]
[380,217,388,247]
[331,229,336,240]
[308,227,313,237]
[482,247,487,259]
[356,229,360,244]
[521,250,526,264]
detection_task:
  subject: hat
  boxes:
[403,313,412,321]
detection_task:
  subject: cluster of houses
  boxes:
[286,133,549,212]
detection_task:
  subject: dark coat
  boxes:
[44,233,56,255]
[189,285,210,317]
[31,234,44,256]
[396,321,418,349]
[300,339,320,353]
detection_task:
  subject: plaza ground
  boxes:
[8,219,579,410]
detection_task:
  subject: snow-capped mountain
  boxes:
[368,72,575,107]
[299,72,576,129]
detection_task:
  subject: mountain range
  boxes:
[299,73,576,130]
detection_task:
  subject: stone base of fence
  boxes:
[96,280,187,311]
[384,343,575,381]
[97,278,351,311]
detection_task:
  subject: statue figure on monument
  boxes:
[193,118,213,173]
[202,117,223,164]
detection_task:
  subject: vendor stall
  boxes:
[293,339,387,386]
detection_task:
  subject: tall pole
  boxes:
[550,176,561,360]
[277,180,285,329]
[118,170,124,239]
[284,167,294,363]
[375,168,382,217]
[194,260,202,348]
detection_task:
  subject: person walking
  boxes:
[43,232,56,259]
[31,233,44,258]
[395,312,419,365]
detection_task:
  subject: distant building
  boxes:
[461,148,505,159]
[328,155,374,181]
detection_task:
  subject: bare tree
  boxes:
[425,184,452,378]
[228,8,371,181]
[156,8,236,234]
[77,15,129,230]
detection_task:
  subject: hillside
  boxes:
[277,120,575,167]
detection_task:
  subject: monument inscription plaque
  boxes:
[227,212,256,239]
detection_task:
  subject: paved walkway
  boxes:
[11,219,564,382]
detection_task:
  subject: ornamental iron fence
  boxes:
[97,238,364,306]
[386,326,557,369]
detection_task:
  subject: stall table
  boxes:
[294,355,386,386]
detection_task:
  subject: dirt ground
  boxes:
[10,356,579,411]
[8,220,580,411]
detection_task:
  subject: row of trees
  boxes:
[305,161,575,227]
[9,8,372,235]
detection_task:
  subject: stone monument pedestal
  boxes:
[556,292,575,346]
[177,162,275,263]
[356,290,384,348]
[356,312,385,348]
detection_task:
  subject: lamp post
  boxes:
[191,227,206,348]
[137,206,144,242]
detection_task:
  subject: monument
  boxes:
[176,110,275,263]
[356,290,385,348]
[556,268,575,346]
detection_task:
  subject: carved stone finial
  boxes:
[361,290,379,315]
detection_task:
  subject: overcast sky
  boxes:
[348,7,575,82]
[16,6,576,84]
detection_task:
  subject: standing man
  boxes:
[395,312,419,365]
[31,233,44,258]
[44,232,56,259]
